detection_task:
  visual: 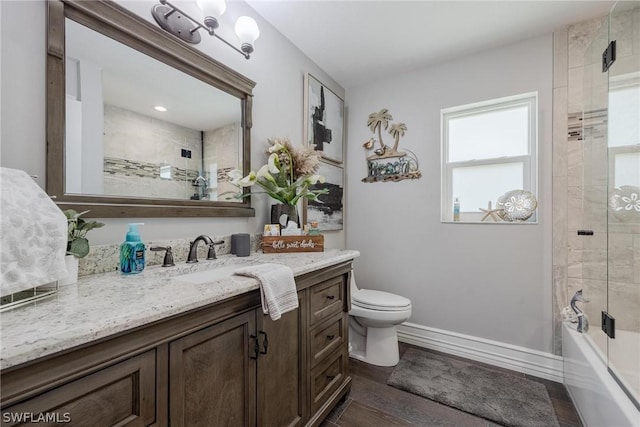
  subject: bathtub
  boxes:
[563,323,640,427]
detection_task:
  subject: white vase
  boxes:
[60,254,79,285]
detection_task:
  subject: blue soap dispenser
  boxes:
[120,223,145,274]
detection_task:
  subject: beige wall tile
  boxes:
[634,8,640,56]
[553,88,568,177]
[583,185,608,232]
[568,67,584,113]
[611,10,634,58]
[553,175,568,262]
[567,185,584,230]
[582,278,607,327]
[609,280,640,331]
[554,29,569,88]
[568,16,608,68]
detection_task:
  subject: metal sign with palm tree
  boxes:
[366,108,392,153]
[389,123,407,155]
[362,108,421,183]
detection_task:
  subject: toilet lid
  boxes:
[352,289,411,311]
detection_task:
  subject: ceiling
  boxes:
[247,0,615,89]
[66,19,240,131]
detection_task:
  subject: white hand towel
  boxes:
[1,168,68,296]
[235,263,298,320]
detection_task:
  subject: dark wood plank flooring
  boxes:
[322,342,582,427]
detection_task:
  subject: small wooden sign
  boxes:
[262,235,324,253]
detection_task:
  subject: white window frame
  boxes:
[441,92,538,223]
[608,73,640,190]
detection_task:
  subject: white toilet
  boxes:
[348,273,412,367]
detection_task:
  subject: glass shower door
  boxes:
[606,0,640,407]
[581,14,609,359]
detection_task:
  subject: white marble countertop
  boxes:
[0,249,359,370]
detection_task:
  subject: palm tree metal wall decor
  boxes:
[362,109,421,183]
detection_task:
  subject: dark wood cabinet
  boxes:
[169,310,257,427]
[0,262,353,427]
[257,290,307,427]
[168,292,308,427]
[2,350,157,427]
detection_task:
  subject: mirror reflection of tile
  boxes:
[100,105,241,201]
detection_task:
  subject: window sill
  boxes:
[441,220,538,225]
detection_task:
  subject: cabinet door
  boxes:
[257,290,307,427]
[169,311,256,427]
[1,350,156,427]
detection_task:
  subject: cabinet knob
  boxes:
[326,334,335,340]
[326,374,336,381]
[326,295,335,300]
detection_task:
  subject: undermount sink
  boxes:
[176,263,262,285]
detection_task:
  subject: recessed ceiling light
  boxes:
[154,105,167,112]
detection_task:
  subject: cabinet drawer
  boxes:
[310,313,345,368]
[309,277,344,326]
[309,349,347,414]
[1,350,157,427]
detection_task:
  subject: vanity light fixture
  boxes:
[154,105,168,112]
[151,0,260,59]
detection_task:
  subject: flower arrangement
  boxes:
[64,209,104,258]
[228,138,329,206]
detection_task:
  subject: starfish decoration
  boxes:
[479,201,502,222]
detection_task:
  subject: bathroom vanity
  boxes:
[0,250,359,426]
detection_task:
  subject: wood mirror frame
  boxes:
[47,0,255,217]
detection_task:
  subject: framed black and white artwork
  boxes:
[304,73,344,164]
[305,161,344,231]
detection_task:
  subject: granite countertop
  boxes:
[0,249,360,370]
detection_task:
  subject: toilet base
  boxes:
[349,324,400,367]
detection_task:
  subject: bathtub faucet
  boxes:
[570,289,589,333]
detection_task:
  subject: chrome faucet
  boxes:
[186,235,224,263]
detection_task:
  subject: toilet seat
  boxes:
[352,289,411,312]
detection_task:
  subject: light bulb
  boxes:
[196,0,226,20]
[235,16,260,46]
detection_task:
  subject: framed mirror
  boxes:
[47,0,255,217]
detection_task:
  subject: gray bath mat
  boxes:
[387,349,560,427]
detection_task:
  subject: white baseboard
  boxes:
[397,322,564,383]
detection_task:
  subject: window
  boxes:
[608,76,640,189]
[441,92,537,222]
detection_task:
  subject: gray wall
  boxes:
[345,35,554,353]
[1,0,557,353]
[0,0,346,249]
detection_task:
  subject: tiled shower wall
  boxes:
[203,123,241,201]
[103,105,241,201]
[103,104,202,199]
[553,10,640,356]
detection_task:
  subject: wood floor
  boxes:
[321,343,583,427]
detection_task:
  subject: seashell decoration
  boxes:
[609,185,640,222]
[495,190,538,222]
